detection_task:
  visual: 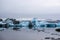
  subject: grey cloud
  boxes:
[0,0,60,19]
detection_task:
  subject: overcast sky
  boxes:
[0,0,60,19]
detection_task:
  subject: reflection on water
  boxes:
[0,27,60,40]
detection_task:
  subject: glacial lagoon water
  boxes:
[0,27,60,40]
